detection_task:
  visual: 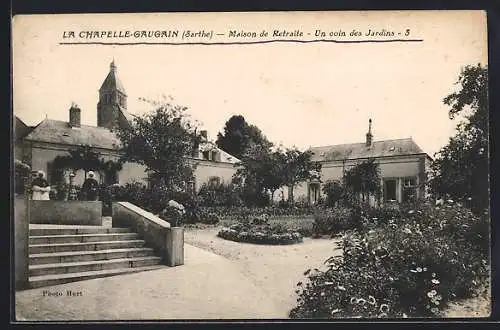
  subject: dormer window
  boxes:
[211,151,218,162]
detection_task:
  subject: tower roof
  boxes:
[99,60,126,94]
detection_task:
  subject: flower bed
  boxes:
[289,200,490,318]
[217,216,303,245]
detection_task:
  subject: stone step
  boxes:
[29,240,146,254]
[29,248,156,265]
[28,265,165,289]
[29,227,132,236]
[29,256,163,276]
[29,233,140,245]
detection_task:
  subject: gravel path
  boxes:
[16,226,340,320]
[184,226,341,316]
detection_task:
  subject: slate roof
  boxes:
[100,64,126,94]
[309,138,427,162]
[23,119,122,150]
[197,140,240,164]
[14,116,34,141]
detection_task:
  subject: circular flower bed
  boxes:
[217,217,303,245]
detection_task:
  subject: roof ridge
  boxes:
[41,118,116,132]
[310,137,414,150]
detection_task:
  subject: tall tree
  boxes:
[216,115,272,159]
[344,158,381,205]
[113,98,198,190]
[429,64,488,214]
[282,148,322,204]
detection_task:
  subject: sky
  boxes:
[12,11,488,157]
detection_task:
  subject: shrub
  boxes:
[322,180,344,207]
[290,200,490,318]
[217,217,303,245]
[312,207,355,236]
[197,181,242,207]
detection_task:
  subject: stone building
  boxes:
[288,119,432,205]
[13,60,239,190]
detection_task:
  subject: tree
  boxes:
[52,145,123,184]
[113,98,198,190]
[429,64,488,214]
[322,180,344,207]
[344,158,381,205]
[216,115,272,159]
[281,148,322,204]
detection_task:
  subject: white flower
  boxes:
[408,210,415,214]
[427,290,437,298]
[431,279,440,284]
[416,267,423,273]
[331,308,341,315]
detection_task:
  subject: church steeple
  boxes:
[97,59,127,129]
[110,59,116,72]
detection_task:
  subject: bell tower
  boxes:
[97,59,128,129]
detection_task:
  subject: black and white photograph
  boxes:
[12,11,491,320]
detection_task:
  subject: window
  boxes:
[402,177,417,203]
[208,176,221,188]
[384,179,397,201]
[202,151,210,160]
[403,178,416,188]
[309,182,320,204]
[211,151,218,162]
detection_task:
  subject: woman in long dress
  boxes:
[31,170,51,200]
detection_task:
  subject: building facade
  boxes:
[283,120,432,205]
[14,60,239,190]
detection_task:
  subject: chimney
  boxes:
[69,103,81,128]
[366,118,373,147]
[200,130,208,140]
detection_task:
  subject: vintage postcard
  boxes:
[12,11,490,321]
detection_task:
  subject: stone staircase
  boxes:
[28,226,164,289]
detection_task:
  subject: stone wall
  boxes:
[14,196,29,290]
[29,200,103,225]
[112,202,183,266]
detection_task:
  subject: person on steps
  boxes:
[31,170,50,200]
[81,171,99,201]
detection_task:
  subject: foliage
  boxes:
[344,158,381,205]
[217,216,303,245]
[311,207,357,237]
[197,180,243,207]
[290,200,490,318]
[429,64,488,215]
[113,97,198,191]
[200,205,317,219]
[322,180,344,207]
[281,148,322,203]
[51,145,123,183]
[215,115,272,159]
[14,159,31,194]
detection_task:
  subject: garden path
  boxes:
[15,225,340,320]
[183,226,341,317]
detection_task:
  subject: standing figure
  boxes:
[31,170,50,200]
[81,171,99,201]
